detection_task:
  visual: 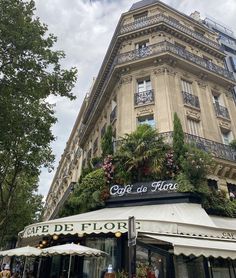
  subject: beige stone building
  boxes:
[43,0,236,221]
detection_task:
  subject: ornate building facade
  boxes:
[44,0,236,221]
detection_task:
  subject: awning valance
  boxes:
[144,234,236,259]
[21,203,214,239]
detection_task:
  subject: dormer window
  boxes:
[135,40,149,50]
[133,11,148,21]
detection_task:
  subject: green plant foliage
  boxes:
[117,124,167,182]
[113,156,132,184]
[230,139,236,151]
[59,169,107,217]
[116,270,129,278]
[0,0,77,244]
[173,113,185,166]
[203,190,236,217]
[176,173,195,192]
[180,144,213,188]
[101,125,114,157]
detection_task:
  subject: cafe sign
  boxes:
[110,180,178,197]
[22,220,141,238]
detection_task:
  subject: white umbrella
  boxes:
[0,246,42,278]
[41,243,107,278]
[0,245,41,257]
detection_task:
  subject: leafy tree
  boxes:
[101,125,113,157]
[117,124,167,182]
[0,0,77,243]
[173,112,185,166]
[0,176,43,246]
[59,169,107,217]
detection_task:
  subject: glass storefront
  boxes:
[36,235,236,278]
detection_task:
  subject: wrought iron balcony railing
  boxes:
[110,106,117,123]
[120,13,221,50]
[161,131,236,162]
[116,41,235,81]
[114,132,236,162]
[134,89,154,106]
[213,103,230,119]
[182,91,200,109]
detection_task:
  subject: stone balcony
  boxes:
[116,41,235,81]
[213,103,230,119]
[134,89,154,106]
[119,13,221,50]
[182,91,200,109]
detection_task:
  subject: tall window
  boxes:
[181,80,193,94]
[221,130,233,145]
[187,119,201,137]
[137,78,151,93]
[135,78,154,106]
[137,114,155,128]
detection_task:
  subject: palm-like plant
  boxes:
[117,124,167,182]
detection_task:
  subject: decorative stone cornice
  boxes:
[136,107,154,116]
[185,109,201,121]
[119,74,132,85]
[197,80,207,89]
[219,120,231,131]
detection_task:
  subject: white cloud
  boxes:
[35,0,236,196]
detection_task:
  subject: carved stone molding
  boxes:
[153,66,176,76]
[136,107,154,116]
[225,90,233,98]
[150,7,160,14]
[219,120,231,132]
[136,69,150,77]
[182,72,191,79]
[198,73,208,81]
[185,109,201,121]
[153,67,165,75]
[212,85,220,91]
[197,80,207,89]
[119,75,132,85]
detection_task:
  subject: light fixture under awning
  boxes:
[144,234,236,259]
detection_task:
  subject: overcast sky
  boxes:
[34,0,236,197]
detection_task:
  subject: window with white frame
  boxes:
[221,130,233,145]
[187,119,201,137]
[212,92,224,106]
[135,40,149,50]
[137,114,155,128]
[135,78,153,106]
[181,79,193,94]
[137,78,151,93]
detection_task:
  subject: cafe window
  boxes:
[209,257,235,278]
[84,237,118,278]
[137,114,155,128]
[136,244,167,278]
[175,255,206,278]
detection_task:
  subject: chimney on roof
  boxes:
[190,11,201,22]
